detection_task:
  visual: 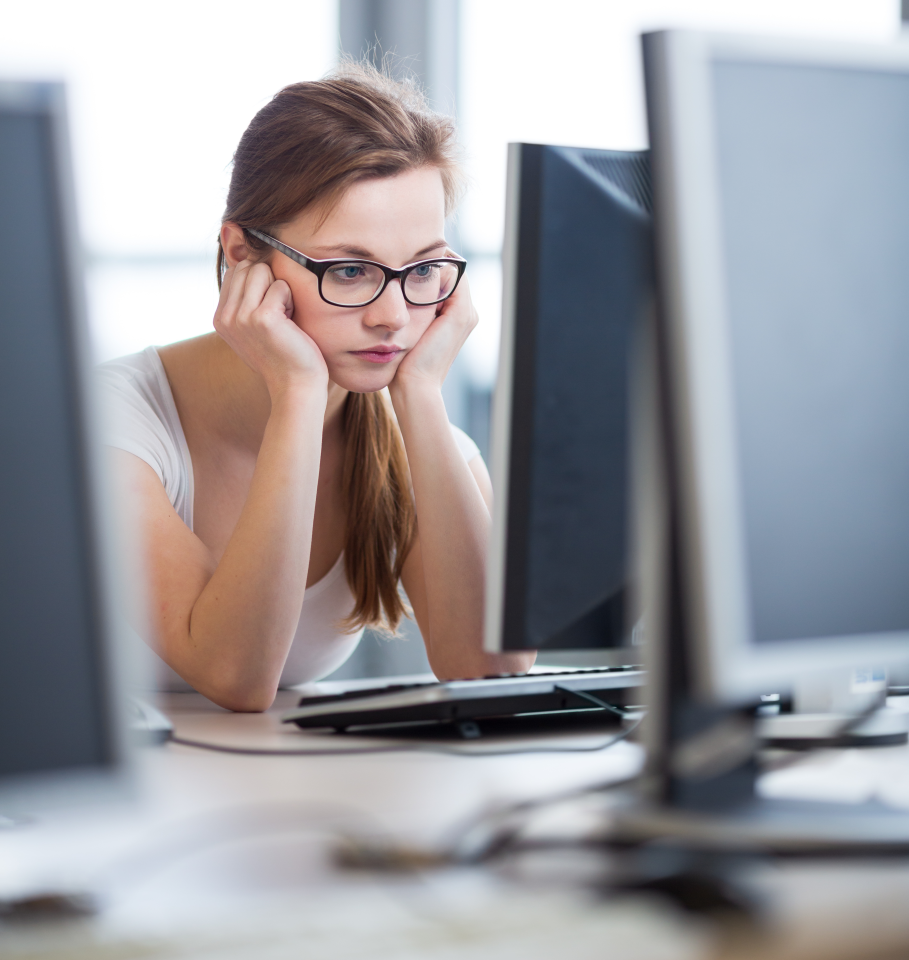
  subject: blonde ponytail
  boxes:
[340,391,415,632]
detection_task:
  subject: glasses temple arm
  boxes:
[247,229,312,269]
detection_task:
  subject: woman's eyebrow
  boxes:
[308,244,374,258]
[308,240,449,261]
[412,240,449,259]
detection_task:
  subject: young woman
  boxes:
[99,64,535,711]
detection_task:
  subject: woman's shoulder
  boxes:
[95,346,191,501]
[96,346,170,409]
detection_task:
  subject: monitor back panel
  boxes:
[490,143,653,651]
[0,82,123,807]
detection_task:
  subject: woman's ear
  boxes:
[220,222,251,268]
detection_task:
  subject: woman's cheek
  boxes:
[409,306,438,342]
[302,324,343,361]
[291,291,341,345]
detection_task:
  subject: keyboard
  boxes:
[281,666,645,733]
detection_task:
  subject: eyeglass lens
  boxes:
[321,261,460,306]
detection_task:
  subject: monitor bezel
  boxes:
[645,30,909,703]
[484,142,650,659]
[0,80,135,816]
[483,142,523,653]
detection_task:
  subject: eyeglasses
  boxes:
[247,229,467,308]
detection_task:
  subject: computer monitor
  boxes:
[0,81,131,816]
[484,143,653,655]
[642,30,909,707]
[628,31,909,827]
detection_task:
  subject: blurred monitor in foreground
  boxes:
[0,81,131,817]
[484,143,653,657]
[643,31,909,708]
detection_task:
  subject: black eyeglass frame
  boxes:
[247,229,467,308]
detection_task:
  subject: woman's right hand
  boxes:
[214,260,328,397]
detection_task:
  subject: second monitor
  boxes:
[484,143,653,655]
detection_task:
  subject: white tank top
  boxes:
[96,346,479,690]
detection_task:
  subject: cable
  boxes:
[552,684,629,720]
[442,770,642,866]
[447,832,909,864]
[761,689,891,772]
[335,763,645,871]
[172,702,909,870]
[125,725,647,881]
[170,736,411,757]
[446,695,909,866]
[421,697,907,868]
[170,718,642,758]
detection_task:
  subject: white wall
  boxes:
[457,0,901,389]
[460,0,900,255]
[0,0,339,361]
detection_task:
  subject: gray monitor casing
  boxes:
[0,81,133,815]
[643,31,909,704]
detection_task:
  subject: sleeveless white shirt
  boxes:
[96,346,479,690]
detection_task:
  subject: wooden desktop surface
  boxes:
[3,688,909,959]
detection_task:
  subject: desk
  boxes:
[4,689,909,959]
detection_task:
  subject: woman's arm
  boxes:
[391,279,536,679]
[120,260,328,711]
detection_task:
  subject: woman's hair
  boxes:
[218,60,463,632]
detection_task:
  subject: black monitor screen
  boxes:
[496,144,652,650]
[712,61,909,645]
[0,99,112,779]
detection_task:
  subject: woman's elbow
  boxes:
[202,678,278,713]
[223,691,276,713]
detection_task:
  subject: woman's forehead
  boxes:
[287,168,447,258]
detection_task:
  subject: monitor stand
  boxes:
[625,533,909,855]
[756,668,909,748]
[757,707,908,750]
[613,796,909,854]
[626,309,909,857]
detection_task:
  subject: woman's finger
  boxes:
[260,277,294,321]
[238,262,276,321]
[431,274,477,338]
[216,259,253,330]
[214,264,238,319]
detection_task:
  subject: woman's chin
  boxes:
[327,361,398,395]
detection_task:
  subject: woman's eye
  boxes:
[329,264,366,282]
[410,263,439,281]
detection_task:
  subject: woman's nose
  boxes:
[363,279,409,330]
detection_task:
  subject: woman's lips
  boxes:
[350,346,403,364]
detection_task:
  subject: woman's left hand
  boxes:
[389,273,478,396]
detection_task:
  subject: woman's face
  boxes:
[268,166,449,394]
